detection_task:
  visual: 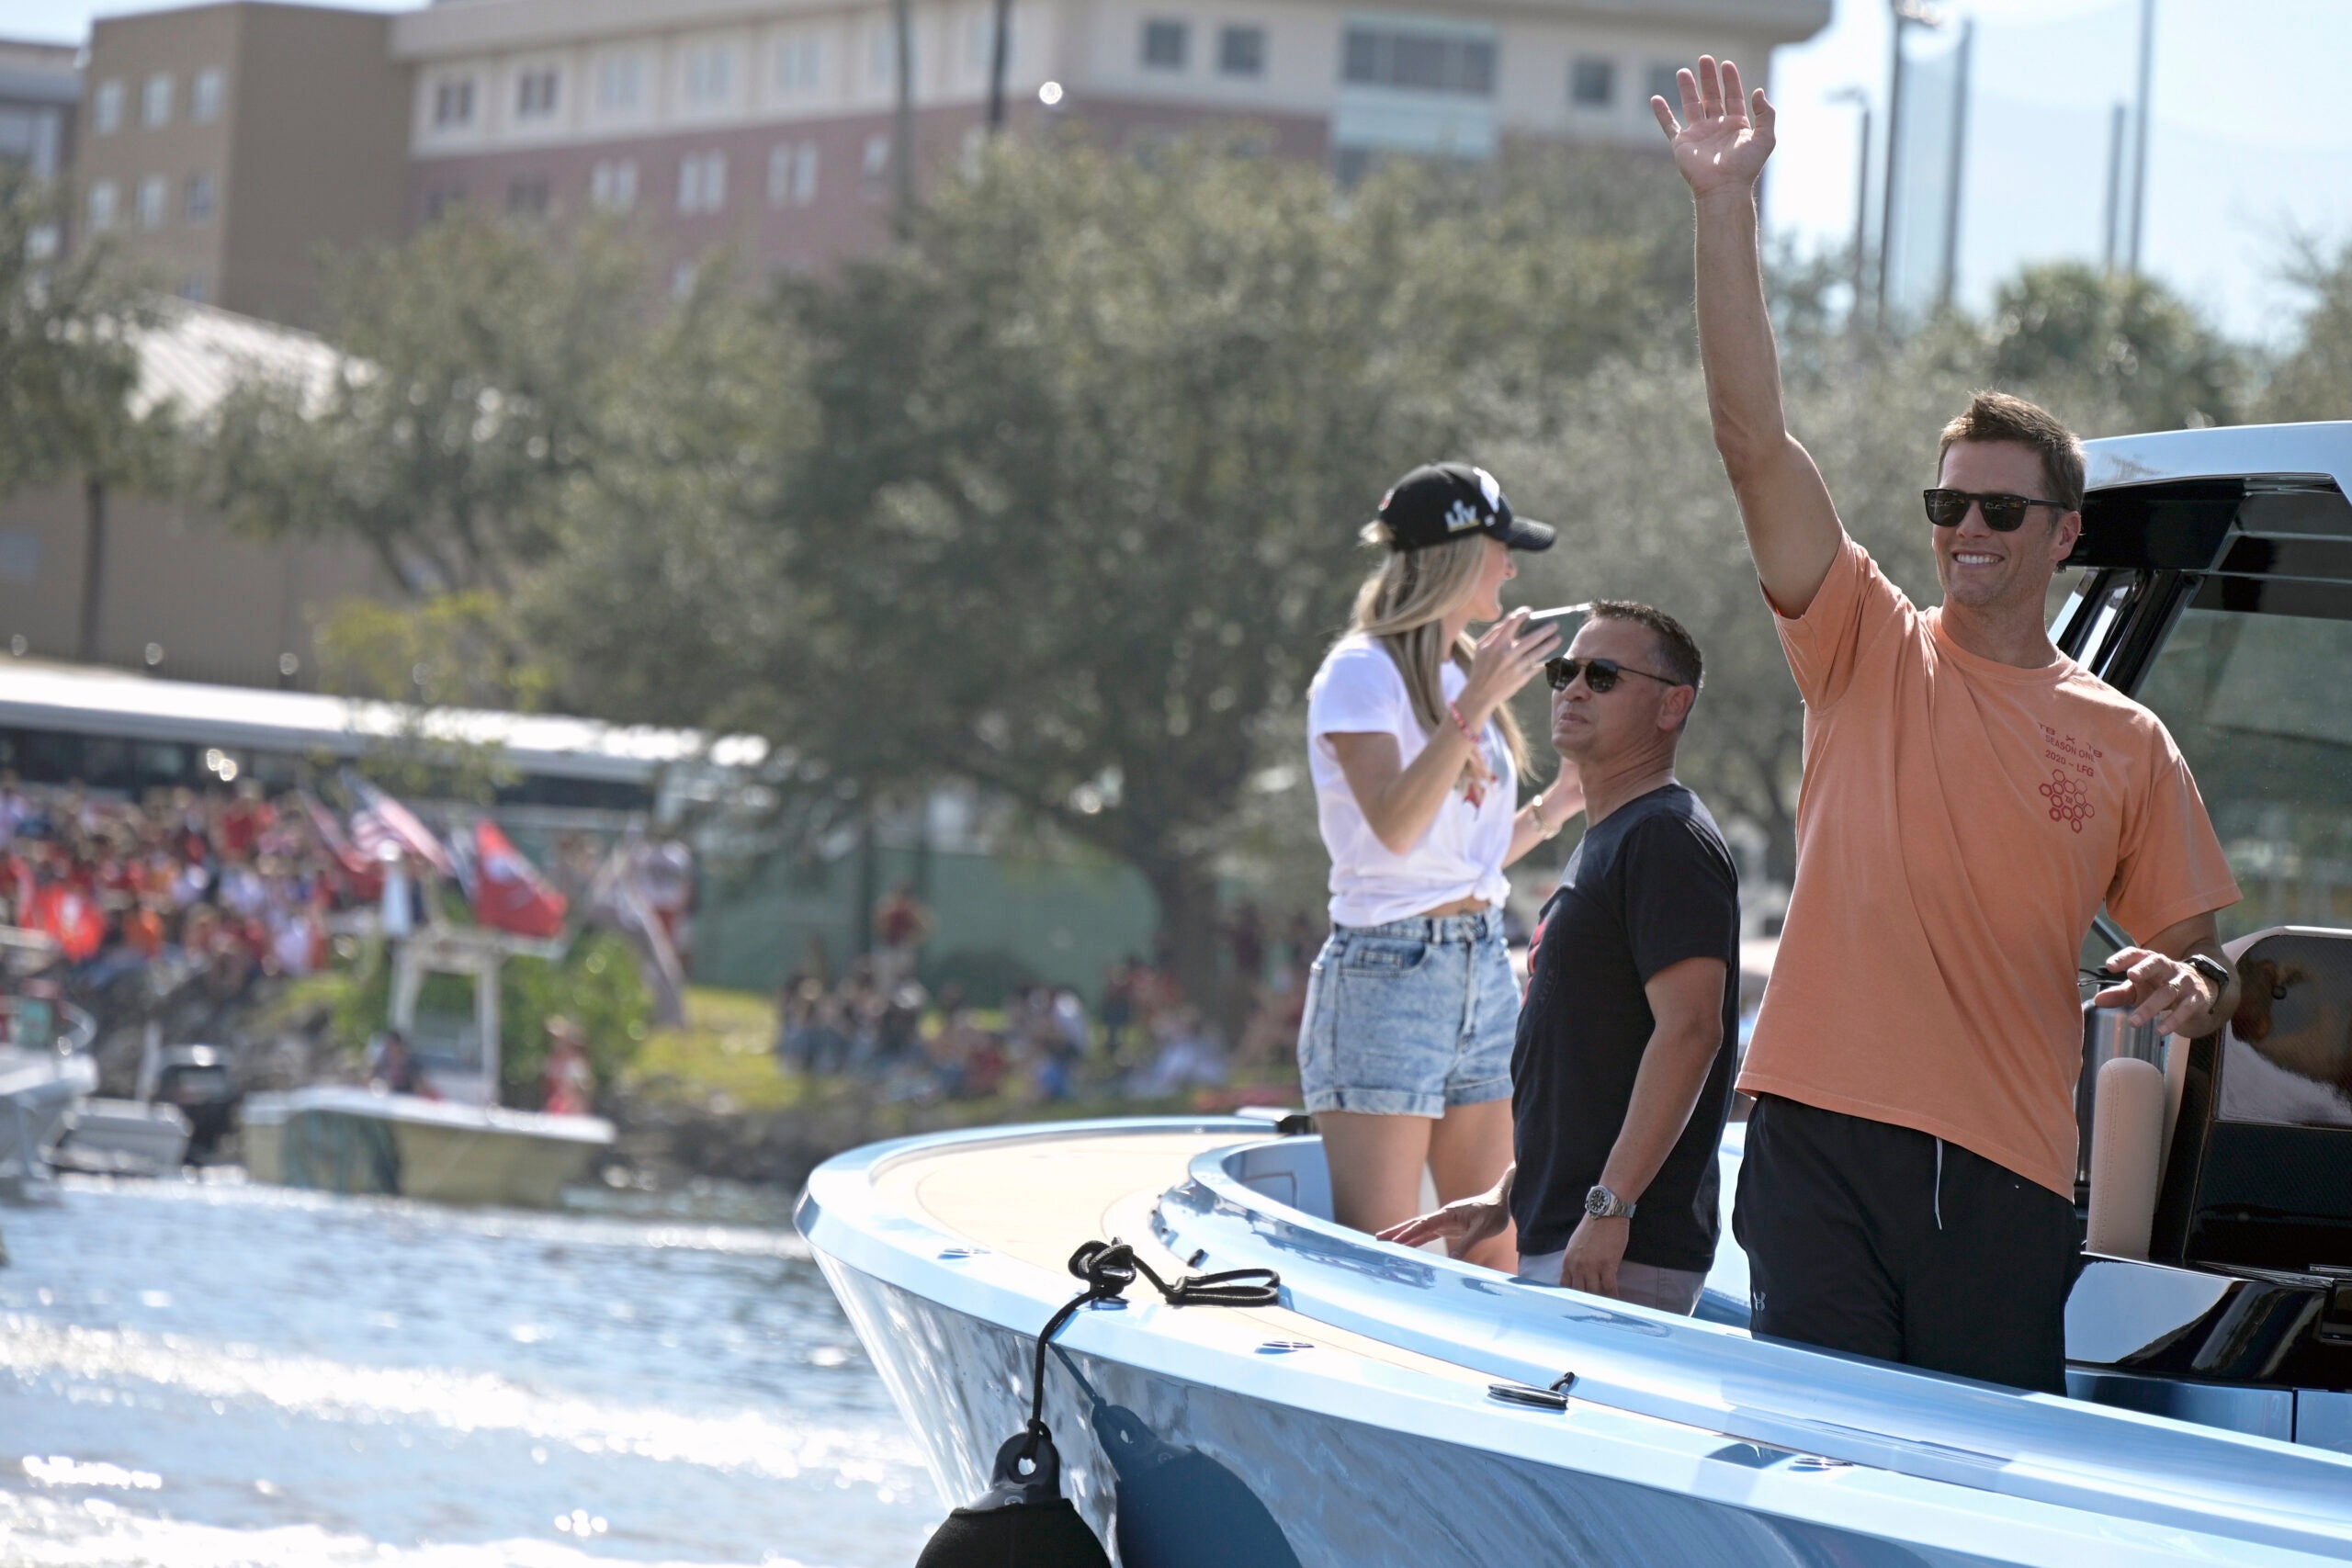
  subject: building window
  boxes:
[776,35,824,92]
[1340,27,1496,96]
[192,68,224,124]
[507,175,549,214]
[597,53,644,114]
[176,273,208,303]
[515,68,560,119]
[765,141,821,206]
[424,184,466,220]
[678,150,727,213]
[964,8,1012,72]
[1218,25,1265,76]
[434,76,475,128]
[142,73,173,128]
[684,42,736,107]
[591,158,638,211]
[1141,19,1188,70]
[26,221,58,260]
[136,175,167,229]
[1646,63,1681,106]
[860,25,903,85]
[86,179,118,231]
[184,171,214,223]
[1569,57,1615,107]
[861,132,891,198]
[93,80,123,134]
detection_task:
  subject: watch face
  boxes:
[1584,1187,1610,1217]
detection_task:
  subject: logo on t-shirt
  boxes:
[2041,771,2094,832]
[2038,724,2103,834]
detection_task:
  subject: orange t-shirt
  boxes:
[1738,536,2240,1196]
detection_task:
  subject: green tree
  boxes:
[1986,263,2243,433]
[189,212,655,595]
[0,171,164,498]
[2261,235,2352,422]
[535,138,1685,1004]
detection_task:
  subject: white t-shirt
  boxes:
[1306,633,1517,928]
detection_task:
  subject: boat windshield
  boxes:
[2135,604,2352,942]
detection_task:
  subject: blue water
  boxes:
[0,1174,939,1566]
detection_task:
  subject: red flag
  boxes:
[469,819,567,939]
[28,883,104,964]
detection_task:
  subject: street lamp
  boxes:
[1826,87,1872,333]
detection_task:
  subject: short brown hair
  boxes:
[1589,600,1702,692]
[1937,390,2085,511]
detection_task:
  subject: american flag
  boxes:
[343,772,454,875]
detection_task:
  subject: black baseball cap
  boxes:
[1373,462,1555,553]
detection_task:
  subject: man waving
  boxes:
[1654,57,2241,1392]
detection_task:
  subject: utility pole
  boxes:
[2127,0,2156,275]
[1935,17,1973,314]
[1877,0,1945,327]
[892,0,916,228]
[2101,101,2128,273]
[986,0,1012,130]
[1828,87,1872,333]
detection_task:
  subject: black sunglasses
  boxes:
[1922,488,2072,532]
[1545,656,1683,694]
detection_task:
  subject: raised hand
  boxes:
[1651,55,1776,197]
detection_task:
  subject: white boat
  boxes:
[800,423,2352,1564]
[241,927,611,1209]
[0,974,99,1203]
[240,1084,611,1209]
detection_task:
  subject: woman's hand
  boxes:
[1457,611,1560,727]
[1378,1188,1510,1257]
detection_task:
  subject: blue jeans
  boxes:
[1295,910,1518,1118]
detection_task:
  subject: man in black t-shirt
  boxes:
[1381,602,1740,1313]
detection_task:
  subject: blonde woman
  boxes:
[1300,462,1581,1269]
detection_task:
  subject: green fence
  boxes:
[689,840,1159,1005]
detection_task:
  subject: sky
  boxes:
[7,0,2348,345]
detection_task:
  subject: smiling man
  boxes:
[1656,57,2243,1390]
[1381,604,1740,1314]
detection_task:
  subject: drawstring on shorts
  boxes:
[1933,1138,1946,1232]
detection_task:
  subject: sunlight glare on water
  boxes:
[0,1174,937,1567]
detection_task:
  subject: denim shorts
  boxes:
[1295,909,1519,1118]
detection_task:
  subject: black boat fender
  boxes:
[916,1240,1280,1568]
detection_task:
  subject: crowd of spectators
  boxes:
[773,899,1329,1107]
[0,775,359,1007]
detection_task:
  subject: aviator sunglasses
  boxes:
[1545,656,1684,694]
[1921,487,2071,532]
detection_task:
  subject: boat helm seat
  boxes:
[2152,927,2352,1277]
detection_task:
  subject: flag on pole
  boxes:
[342,773,454,876]
[464,818,568,940]
[297,789,383,897]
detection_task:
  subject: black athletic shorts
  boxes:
[1733,1094,2077,1393]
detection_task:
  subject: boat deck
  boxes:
[874,1127,1503,1390]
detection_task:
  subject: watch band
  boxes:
[2186,953,2232,995]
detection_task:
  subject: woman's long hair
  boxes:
[1348,528,1531,784]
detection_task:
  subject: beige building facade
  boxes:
[393,0,1829,276]
[75,2,411,326]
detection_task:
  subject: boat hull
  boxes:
[799,1118,2352,1567]
[241,1088,610,1209]
[822,1254,2023,1568]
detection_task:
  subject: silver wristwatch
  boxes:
[1584,1184,1635,1220]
